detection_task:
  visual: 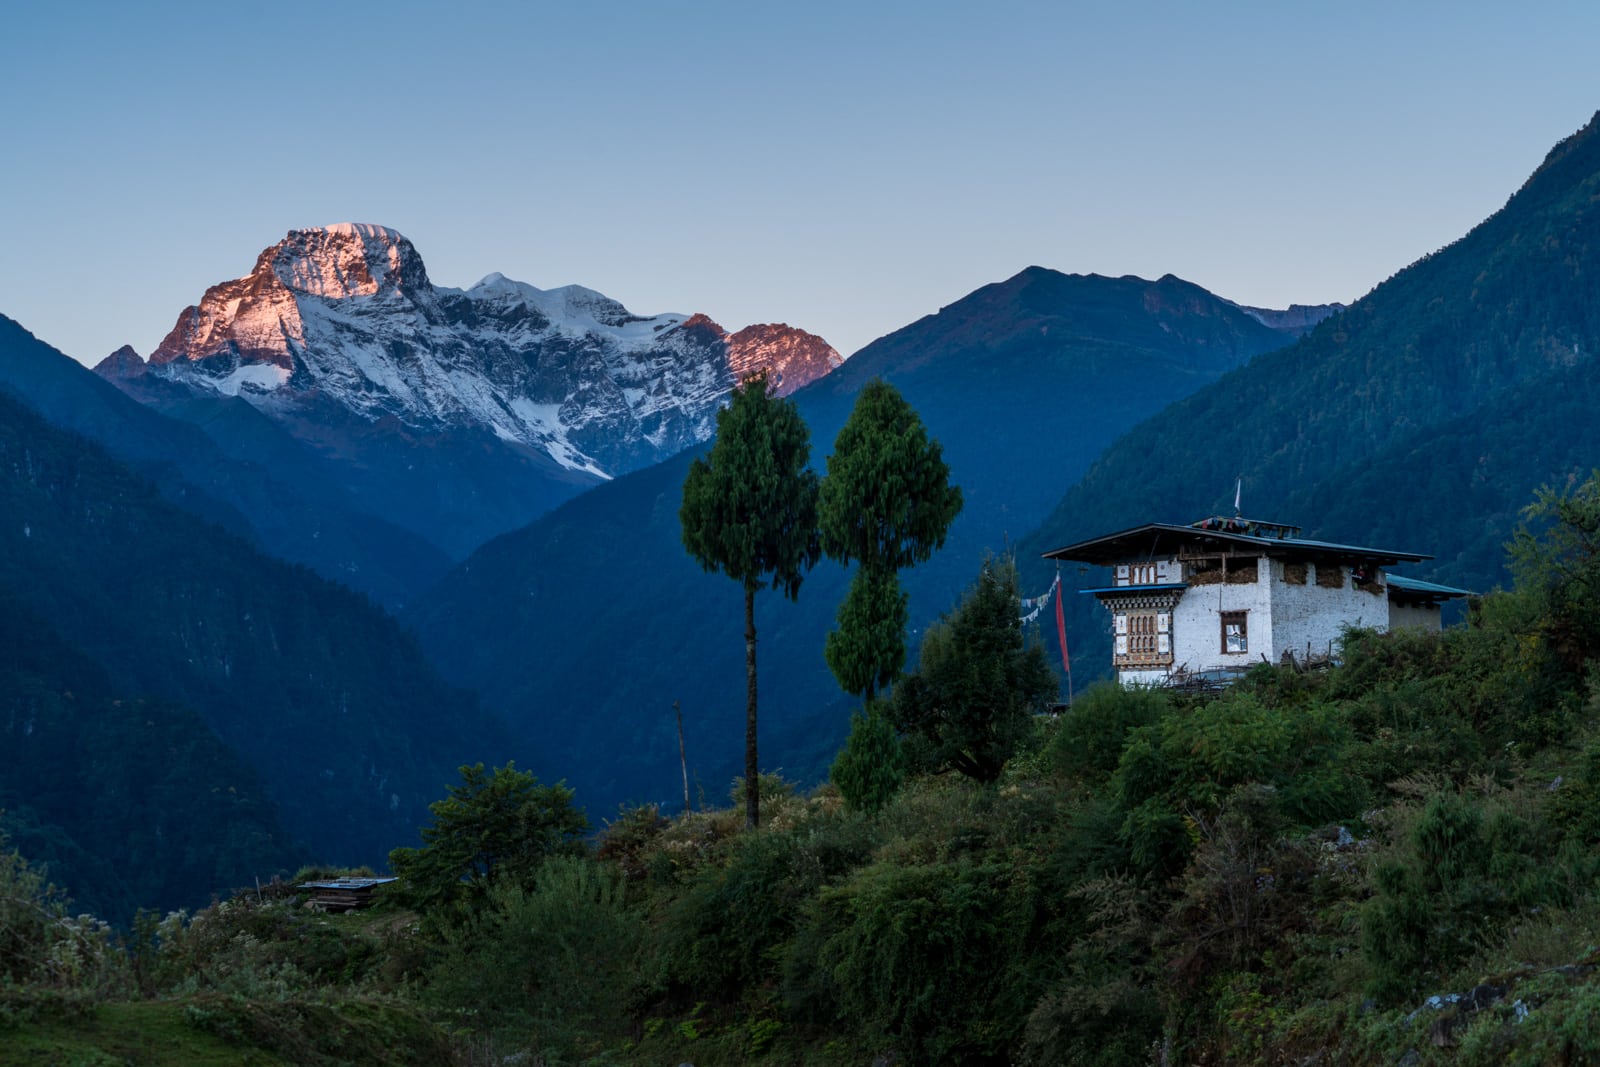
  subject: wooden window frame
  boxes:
[1114,608,1173,667]
[1220,610,1248,655]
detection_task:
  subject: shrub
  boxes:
[793,855,1037,1064]
[1043,683,1168,786]
[425,855,643,1057]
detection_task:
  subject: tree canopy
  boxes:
[388,762,587,911]
[818,379,961,703]
[1510,469,1600,670]
[818,379,963,575]
[889,557,1055,782]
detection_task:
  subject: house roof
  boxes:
[298,877,398,891]
[1386,574,1473,603]
[1043,520,1432,568]
[1077,583,1189,595]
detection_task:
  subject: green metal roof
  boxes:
[1386,575,1473,600]
[1043,521,1432,567]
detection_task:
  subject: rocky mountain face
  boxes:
[100,223,840,562]
[1232,301,1346,336]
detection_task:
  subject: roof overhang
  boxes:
[1386,574,1473,606]
[1043,522,1431,568]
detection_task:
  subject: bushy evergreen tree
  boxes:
[388,762,587,911]
[890,557,1054,782]
[830,702,907,812]
[1511,469,1600,670]
[819,379,962,704]
[680,372,822,828]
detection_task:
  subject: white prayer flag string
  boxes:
[1018,573,1061,624]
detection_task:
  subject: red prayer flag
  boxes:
[1055,579,1070,673]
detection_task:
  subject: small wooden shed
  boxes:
[298,876,398,912]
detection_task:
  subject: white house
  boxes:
[1043,516,1471,687]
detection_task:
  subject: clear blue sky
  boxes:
[3,1,1597,364]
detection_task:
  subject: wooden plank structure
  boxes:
[298,876,397,912]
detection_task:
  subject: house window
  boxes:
[1221,611,1248,654]
[1115,609,1173,666]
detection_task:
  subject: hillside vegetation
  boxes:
[6,474,1600,1065]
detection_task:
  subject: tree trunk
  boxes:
[744,584,759,829]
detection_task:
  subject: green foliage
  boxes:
[818,379,962,703]
[0,832,124,997]
[1044,683,1170,786]
[830,703,907,813]
[181,993,453,1066]
[823,568,909,702]
[680,372,822,602]
[1511,469,1600,670]
[818,378,964,575]
[680,371,822,827]
[797,856,1036,1065]
[425,855,643,1058]
[1110,689,1360,874]
[388,762,587,912]
[889,557,1056,782]
[1360,786,1572,1004]
[649,815,878,1001]
[1022,872,1161,1067]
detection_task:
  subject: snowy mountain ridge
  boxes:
[125,224,841,480]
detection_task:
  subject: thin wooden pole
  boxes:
[674,699,689,812]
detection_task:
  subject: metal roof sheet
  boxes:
[1386,575,1473,598]
[1077,583,1189,595]
[1043,521,1431,566]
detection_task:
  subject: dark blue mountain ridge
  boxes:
[408,267,1304,813]
[0,316,449,608]
[0,381,516,876]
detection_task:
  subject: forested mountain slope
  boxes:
[0,590,305,923]
[0,316,448,608]
[0,389,513,878]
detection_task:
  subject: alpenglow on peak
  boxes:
[128,224,842,481]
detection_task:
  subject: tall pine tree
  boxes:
[819,379,962,702]
[680,373,821,828]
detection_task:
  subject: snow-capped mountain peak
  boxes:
[119,225,841,486]
[268,223,429,299]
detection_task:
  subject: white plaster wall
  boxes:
[1266,561,1390,664]
[1389,601,1442,631]
[1169,557,1271,674]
